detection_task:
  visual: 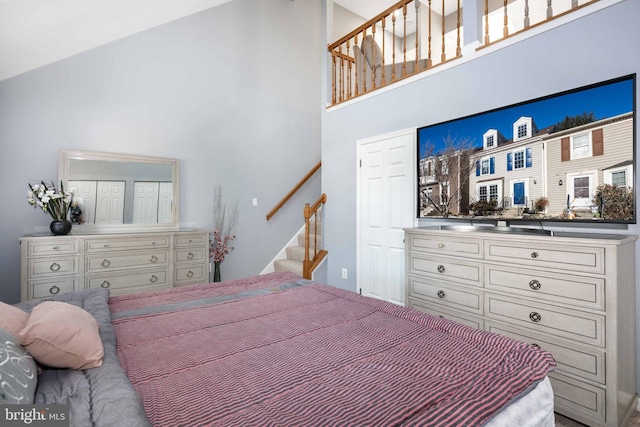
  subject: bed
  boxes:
[8,271,556,426]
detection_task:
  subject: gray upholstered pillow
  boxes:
[362,35,382,69]
[0,326,38,404]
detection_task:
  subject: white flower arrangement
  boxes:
[27,181,80,221]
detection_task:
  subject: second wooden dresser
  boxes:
[21,229,209,300]
[405,226,637,427]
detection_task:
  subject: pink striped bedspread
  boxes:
[109,272,555,426]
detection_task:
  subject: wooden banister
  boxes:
[266,161,321,221]
[303,193,327,279]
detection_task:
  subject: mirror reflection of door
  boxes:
[132,182,173,224]
[95,181,126,224]
[133,182,160,224]
[68,180,97,224]
[158,182,173,224]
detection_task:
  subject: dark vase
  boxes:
[213,261,221,282]
[50,220,72,236]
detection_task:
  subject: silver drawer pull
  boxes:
[188,239,192,243]
[531,251,539,258]
[187,252,194,260]
[187,270,194,278]
[529,280,541,290]
[100,280,110,289]
[529,312,542,323]
[437,265,445,273]
[49,285,60,295]
[103,244,109,248]
[531,343,541,349]
[150,255,158,263]
[437,290,446,299]
[52,246,60,250]
[101,259,111,268]
[437,243,445,249]
[50,262,61,272]
[150,275,158,283]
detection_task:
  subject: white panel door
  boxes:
[133,182,160,224]
[68,180,97,224]
[357,129,415,306]
[158,182,173,224]
[95,181,126,224]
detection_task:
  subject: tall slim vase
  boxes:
[213,261,221,282]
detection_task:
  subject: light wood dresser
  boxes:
[20,229,209,301]
[404,226,637,427]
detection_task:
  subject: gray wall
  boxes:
[0,0,322,303]
[321,0,640,389]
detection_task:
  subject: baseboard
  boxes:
[260,224,305,275]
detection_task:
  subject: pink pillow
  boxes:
[18,301,104,369]
[0,301,29,338]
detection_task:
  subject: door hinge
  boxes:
[359,288,362,295]
[359,159,362,167]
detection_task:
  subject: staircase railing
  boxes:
[329,0,600,107]
[266,161,321,221]
[328,0,463,106]
[266,161,326,279]
[480,0,599,48]
[303,194,327,279]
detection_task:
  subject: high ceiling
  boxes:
[0,0,233,82]
[0,0,405,82]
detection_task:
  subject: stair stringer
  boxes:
[261,224,306,275]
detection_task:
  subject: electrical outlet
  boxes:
[341,268,347,279]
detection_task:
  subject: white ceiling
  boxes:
[0,0,233,82]
[0,0,422,82]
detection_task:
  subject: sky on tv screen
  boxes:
[418,77,634,154]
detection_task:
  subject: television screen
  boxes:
[417,74,636,224]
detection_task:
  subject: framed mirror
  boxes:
[59,149,179,233]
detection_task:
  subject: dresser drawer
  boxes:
[484,264,605,311]
[174,233,208,247]
[28,278,77,299]
[484,240,604,274]
[549,373,606,424]
[85,269,169,293]
[486,322,605,384]
[485,293,605,347]
[408,298,484,330]
[28,239,78,256]
[85,250,169,273]
[408,254,482,287]
[84,236,170,252]
[28,256,79,278]
[174,264,208,285]
[174,247,207,264]
[408,233,482,259]
[408,276,482,315]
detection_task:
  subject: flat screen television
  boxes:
[416,74,636,225]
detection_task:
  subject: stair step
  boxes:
[274,259,303,276]
[286,245,316,262]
